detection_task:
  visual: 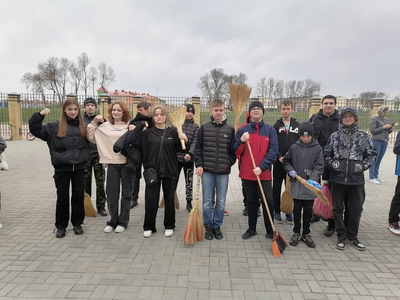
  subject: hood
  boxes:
[295,137,319,148]
[340,107,358,122]
[376,105,389,118]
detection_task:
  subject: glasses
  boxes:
[251,107,262,111]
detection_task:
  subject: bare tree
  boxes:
[59,57,71,99]
[197,68,230,104]
[255,77,268,99]
[69,62,82,95]
[303,79,321,98]
[274,80,284,100]
[358,91,386,108]
[98,62,116,92]
[88,67,98,97]
[38,57,64,102]
[78,52,91,97]
[267,78,275,103]
[20,72,46,100]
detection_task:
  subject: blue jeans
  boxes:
[201,172,229,229]
[369,140,388,179]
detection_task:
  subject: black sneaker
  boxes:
[323,226,335,237]
[56,228,66,238]
[98,208,108,217]
[130,200,138,209]
[336,235,347,250]
[186,202,193,212]
[73,225,84,235]
[289,233,300,246]
[242,206,248,216]
[348,237,366,251]
[205,226,213,240]
[311,214,320,224]
[302,234,316,248]
[213,227,223,240]
[242,229,257,239]
[265,232,273,239]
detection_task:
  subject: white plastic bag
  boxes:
[0,153,9,171]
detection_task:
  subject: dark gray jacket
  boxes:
[283,138,324,200]
[177,118,199,163]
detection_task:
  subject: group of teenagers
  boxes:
[25,94,400,251]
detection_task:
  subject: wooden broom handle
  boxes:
[246,141,276,232]
[285,175,290,192]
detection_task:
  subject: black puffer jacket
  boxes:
[195,115,236,174]
[324,110,377,185]
[309,109,340,149]
[177,118,199,163]
[29,112,89,171]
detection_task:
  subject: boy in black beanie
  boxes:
[283,122,324,248]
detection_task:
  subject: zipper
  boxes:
[344,132,352,182]
[216,125,219,168]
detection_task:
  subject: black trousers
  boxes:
[242,179,274,234]
[272,161,286,214]
[242,180,247,207]
[53,169,85,229]
[144,177,177,232]
[293,199,314,235]
[131,164,142,202]
[331,183,365,238]
[177,161,194,203]
[389,176,400,223]
[106,164,134,229]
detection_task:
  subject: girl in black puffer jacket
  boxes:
[29,99,89,239]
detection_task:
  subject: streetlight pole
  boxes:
[154,83,159,97]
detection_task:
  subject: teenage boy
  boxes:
[309,95,340,236]
[130,101,153,209]
[177,104,199,212]
[83,97,107,216]
[233,101,279,240]
[283,122,324,248]
[272,100,299,224]
[324,107,376,251]
[195,99,236,240]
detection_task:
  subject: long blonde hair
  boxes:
[57,99,87,138]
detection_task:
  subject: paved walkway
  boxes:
[0,140,400,300]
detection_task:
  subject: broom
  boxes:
[280,175,293,215]
[84,192,97,217]
[229,83,252,131]
[247,141,287,257]
[295,175,329,205]
[159,192,179,209]
[169,106,187,150]
[183,176,204,245]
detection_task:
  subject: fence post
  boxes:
[132,96,143,118]
[99,94,111,120]
[309,97,321,120]
[192,96,200,126]
[7,93,22,140]
[66,93,77,102]
[371,98,384,120]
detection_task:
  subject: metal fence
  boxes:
[1,93,400,145]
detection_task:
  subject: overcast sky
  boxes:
[1,0,399,98]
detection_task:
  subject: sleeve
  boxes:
[362,134,378,171]
[283,147,295,174]
[0,134,6,154]
[188,125,199,158]
[229,127,237,166]
[394,132,400,155]
[28,112,49,141]
[324,135,335,169]
[310,147,325,181]
[172,127,186,153]
[369,117,384,135]
[232,126,246,157]
[141,131,150,168]
[86,123,97,144]
[272,122,282,158]
[194,125,204,168]
[259,127,279,172]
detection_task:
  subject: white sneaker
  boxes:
[165,229,174,237]
[143,230,152,238]
[369,178,381,184]
[104,225,113,233]
[377,177,386,183]
[115,225,125,233]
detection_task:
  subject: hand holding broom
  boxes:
[169,106,187,150]
[295,174,329,205]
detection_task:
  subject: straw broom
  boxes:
[183,176,204,245]
[295,175,329,205]
[229,83,252,131]
[84,192,97,217]
[280,175,293,215]
[247,141,287,257]
[159,192,179,209]
[168,106,187,150]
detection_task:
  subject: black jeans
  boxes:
[293,199,314,235]
[331,183,365,238]
[106,164,134,229]
[389,176,400,223]
[131,164,142,202]
[143,177,177,232]
[53,169,85,229]
[177,161,194,203]
[242,179,274,234]
[272,161,286,214]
